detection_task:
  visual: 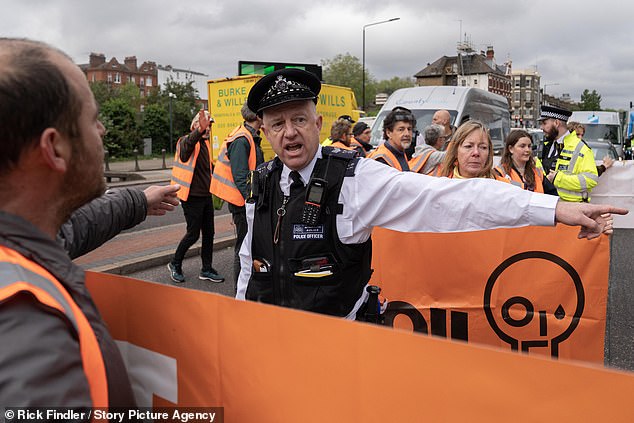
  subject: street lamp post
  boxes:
[362,17,400,111]
[542,83,559,106]
[168,92,177,155]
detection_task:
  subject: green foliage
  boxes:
[580,89,602,111]
[100,98,141,157]
[147,78,200,153]
[374,76,415,96]
[89,77,202,157]
[90,81,114,107]
[141,103,169,153]
[321,53,414,112]
[322,53,374,109]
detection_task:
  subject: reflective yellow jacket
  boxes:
[553,132,599,202]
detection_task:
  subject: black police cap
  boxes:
[538,105,572,122]
[247,69,321,115]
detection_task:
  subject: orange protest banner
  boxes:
[86,272,634,422]
[370,224,609,363]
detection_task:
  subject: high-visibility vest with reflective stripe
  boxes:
[0,246,108,407]
[210,125,256,206]
[493,165,545,193]
[330,141,354,151]
[553,132,599,202]
[367,143,404,171]
[170,136,213,201]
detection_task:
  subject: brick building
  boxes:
[414,45,512,107]
[80,53,158,97]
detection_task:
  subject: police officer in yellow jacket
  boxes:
[211,103,264,287]
[539,105,599,202]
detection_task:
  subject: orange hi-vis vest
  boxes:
[171,137,213,201]
[493,165,545,193]
[330,141,354,151]
[210,125,256,206]
[0,246,108,407]
[408,149,442,175]
[367,143,404,171]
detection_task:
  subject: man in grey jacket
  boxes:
[0,37,179,407]
[411,123,447,175]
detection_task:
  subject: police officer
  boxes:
[539,105,599,202]
[235,68,624,319]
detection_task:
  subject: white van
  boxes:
[369,86,511,154]
[569,111,624,158]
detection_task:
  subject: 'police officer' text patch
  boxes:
[293,224,324,240]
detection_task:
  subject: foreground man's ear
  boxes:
[39,128,71,173]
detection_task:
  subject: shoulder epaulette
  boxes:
[322,146,357,160]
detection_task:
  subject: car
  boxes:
[585,140,618,165]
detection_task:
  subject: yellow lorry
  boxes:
[207,75,360,161]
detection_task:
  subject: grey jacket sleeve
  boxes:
[0,293,92,406]
[57,188,147,259]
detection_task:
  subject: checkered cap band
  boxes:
[541,110,570,121]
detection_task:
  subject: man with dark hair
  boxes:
[235,68,624,319]
[367,107,416,170]
[351,121,373,157]
[211,102,264,289]
[0,37,179,406]
[409,123,447,175]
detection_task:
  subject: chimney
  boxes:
[89,53,106,67]
[486,46,494,60]
[124,56,137,71]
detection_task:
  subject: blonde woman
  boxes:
[439,121,506,181]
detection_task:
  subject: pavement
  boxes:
[73,157,237,274]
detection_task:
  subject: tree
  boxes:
[580,89,602,111]
[101,98,141,157]
[147,78,199,149]
[322,53,374,109]
[141,103,169,153]
[374,76,415,97]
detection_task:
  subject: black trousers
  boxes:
[173,195,215,271]
[229,203,247,292]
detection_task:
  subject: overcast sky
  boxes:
[3,0,633,109]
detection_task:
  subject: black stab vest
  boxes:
[246,148,373,317]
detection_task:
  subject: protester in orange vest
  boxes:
[368,107,416,171]
[0,38,179,406]
[439,121,508,181]
[169,110,224,284]
[494,129,558,195]
[410,123,447,175]
[329,119,356,151]
[351,121,373,157]
[211,103,264,287]
[321,115,356,146]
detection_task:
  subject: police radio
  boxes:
[301,177,327,226]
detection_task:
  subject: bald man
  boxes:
[432,109,455,149]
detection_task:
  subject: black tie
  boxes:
[289,171,304,198]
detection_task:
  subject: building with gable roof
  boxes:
[80,53,158,98]
[414,45,512,107]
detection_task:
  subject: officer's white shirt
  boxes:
[236,146,558,318]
